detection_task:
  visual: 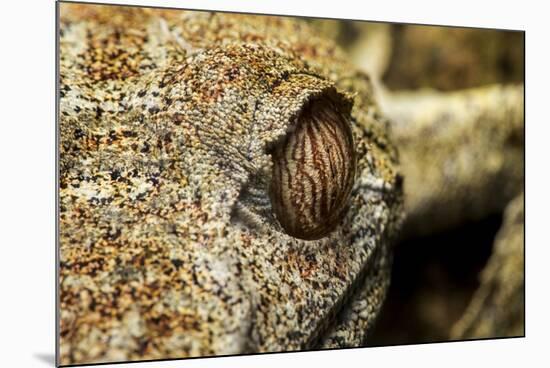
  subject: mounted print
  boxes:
[57,1,525,365]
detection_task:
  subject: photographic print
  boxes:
[57,1,524,365]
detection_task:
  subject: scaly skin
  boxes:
[59,4,402,365]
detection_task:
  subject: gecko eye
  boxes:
[269,97,356,240]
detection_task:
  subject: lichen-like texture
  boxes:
[59,4,402,365]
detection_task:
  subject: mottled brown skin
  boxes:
[59,4,402,365]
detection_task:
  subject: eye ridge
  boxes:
[270,96,356,240]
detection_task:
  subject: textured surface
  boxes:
[59,4,402,365]
[270,97,356,240]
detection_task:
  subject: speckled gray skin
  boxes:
[59,4,402,365]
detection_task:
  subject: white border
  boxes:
[1,0,547,367]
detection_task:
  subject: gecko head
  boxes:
[135,43,405,352]
[60,20,403,362]
[113,43,404,355]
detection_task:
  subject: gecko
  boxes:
[58,3,524,365]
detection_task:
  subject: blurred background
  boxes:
[309,20,525,345]
[311,20,524,91]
